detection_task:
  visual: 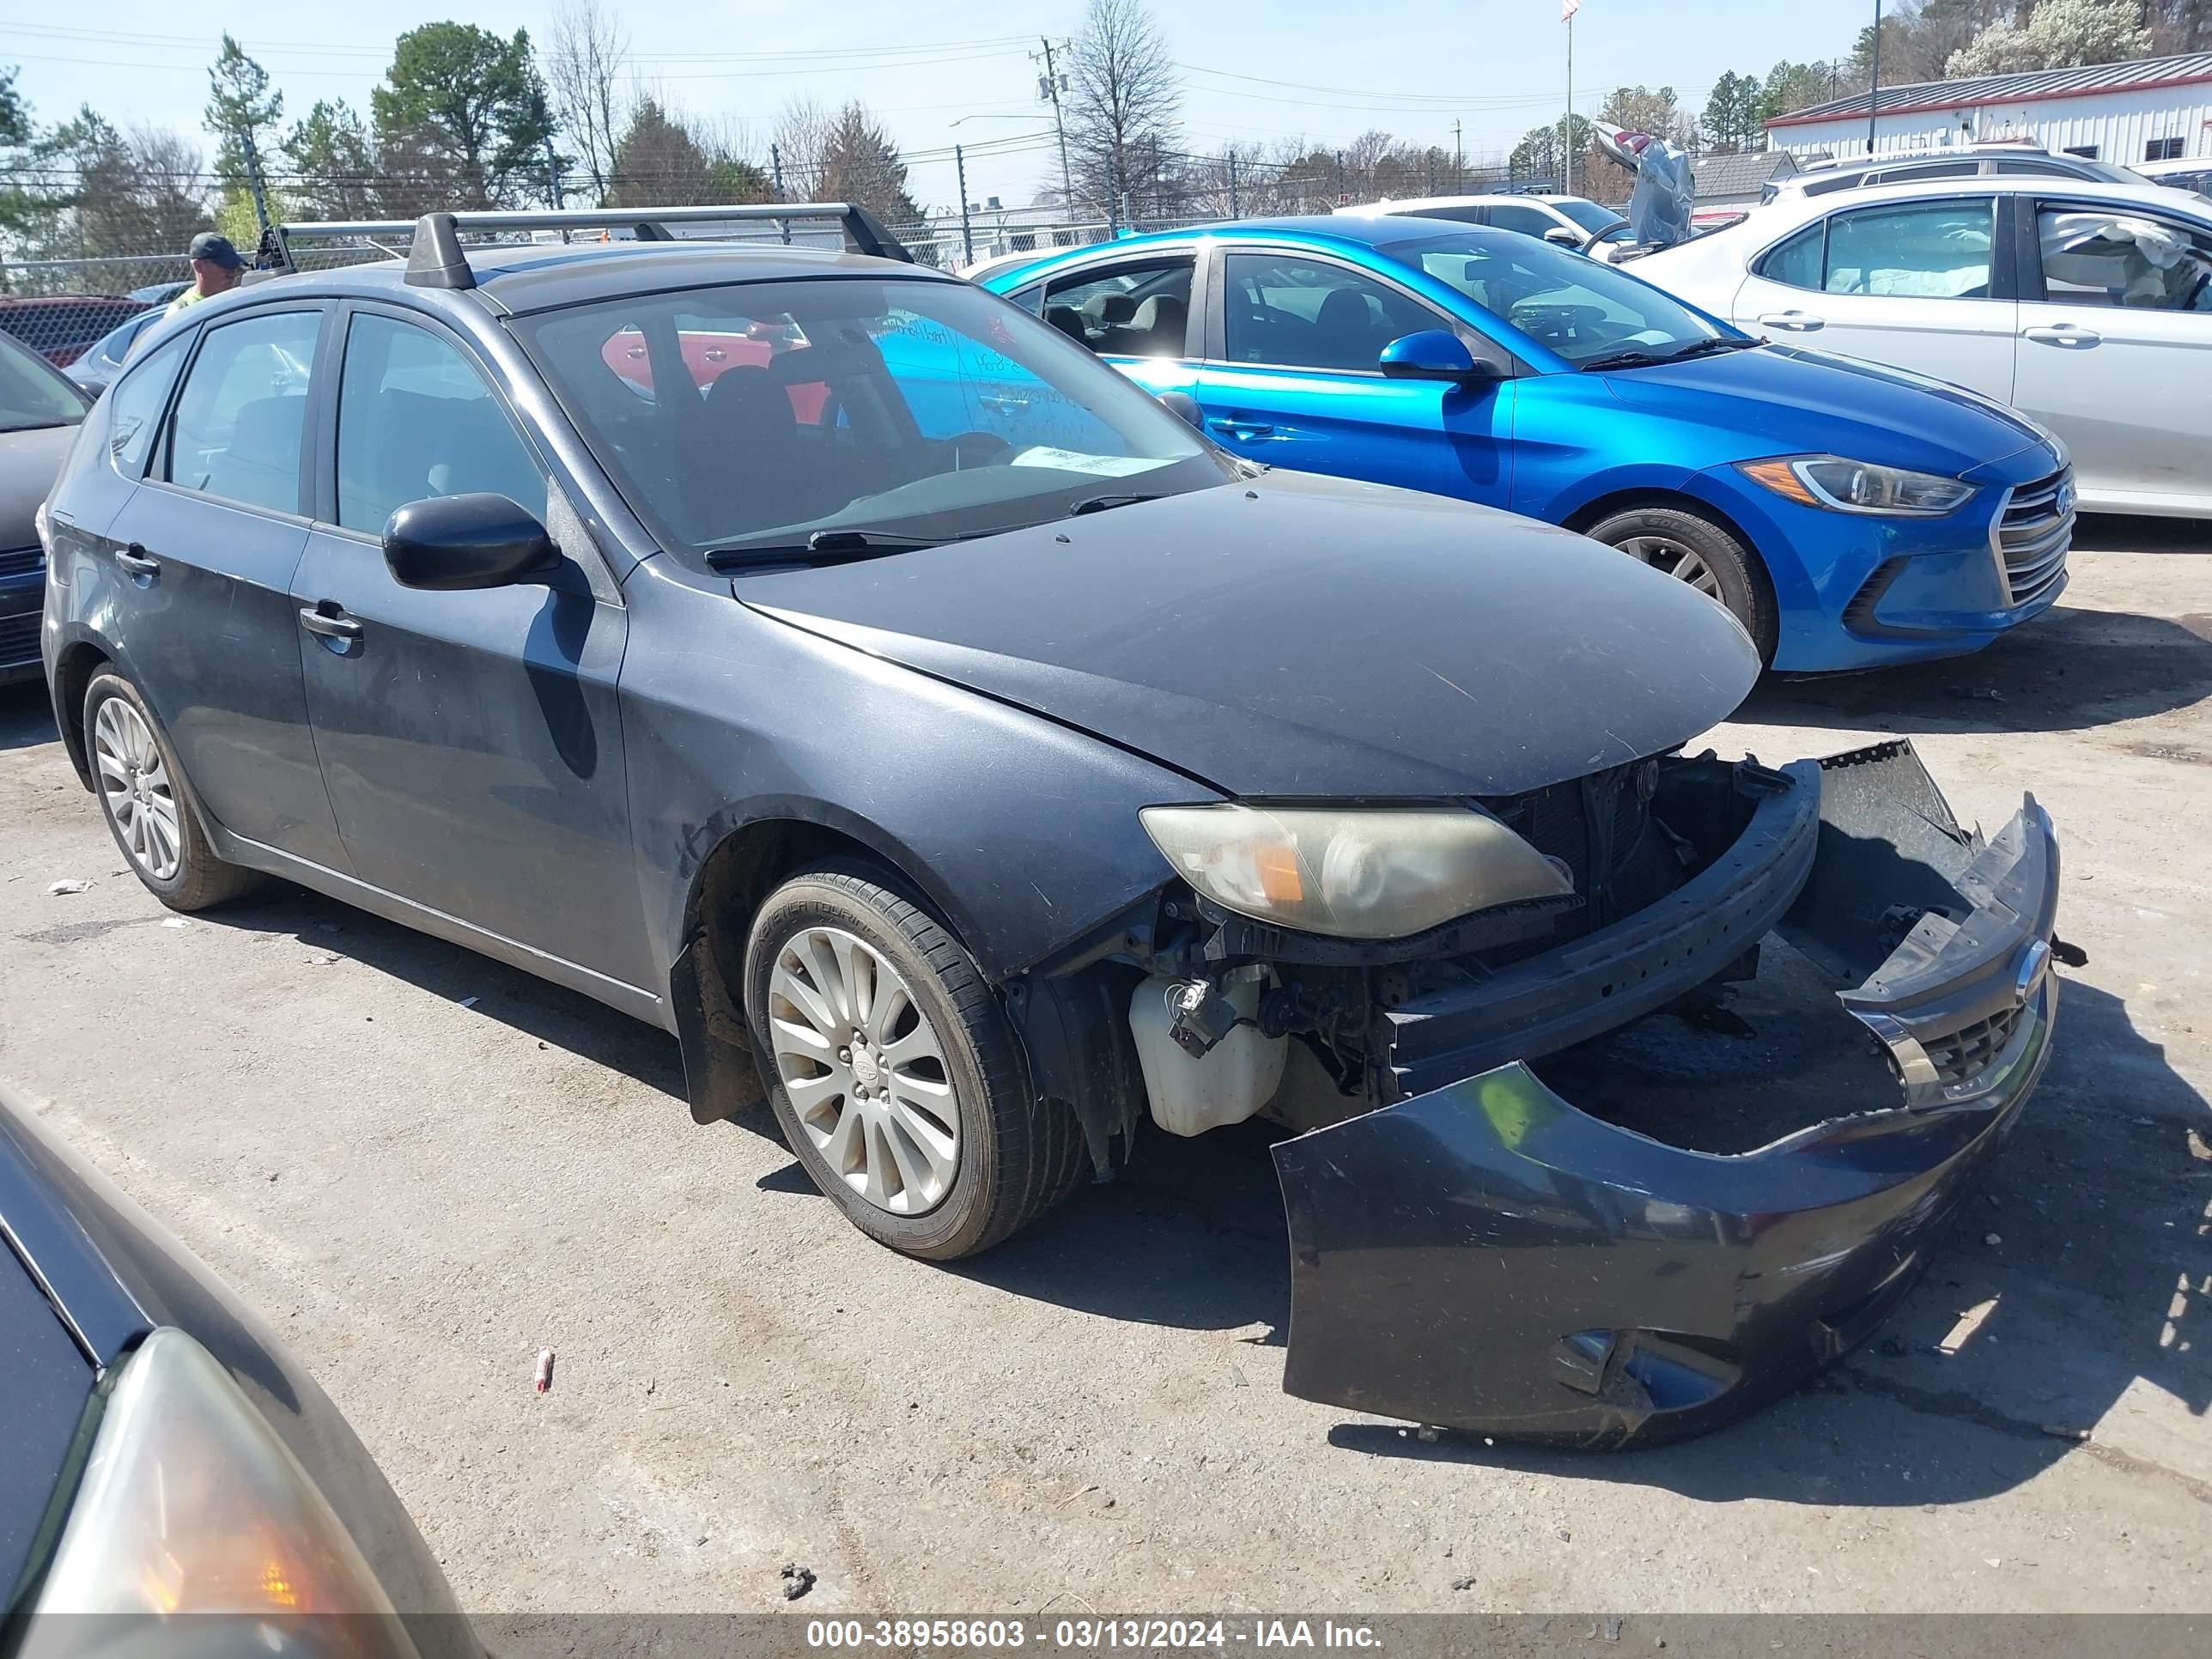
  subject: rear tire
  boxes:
[1585,505,1778,666]
[744,863,1084,1261]
[82,670,261,911]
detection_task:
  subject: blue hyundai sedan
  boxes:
[981,216,2072,671]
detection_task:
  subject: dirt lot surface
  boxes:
[3,524,2208,1615]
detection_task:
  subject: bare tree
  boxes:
[1065,0,1179,219]
[771,98,835,199]
[69,122,210,254]
[544,0,629,204]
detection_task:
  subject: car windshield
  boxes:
[514,276,1232,562]
[1380,229,1730,365]
[1553,199,1627,235]
[0,336,88,432]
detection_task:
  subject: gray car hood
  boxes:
[738,471,1759,799]
[0,423,79,548]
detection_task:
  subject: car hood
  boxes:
[736,471,1759,799]
[1600,343,2058,484]
[0,422,80,544]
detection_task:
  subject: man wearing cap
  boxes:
[167,232,246,315]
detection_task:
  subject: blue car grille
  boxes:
[0,611,40,667]
[0,545,44,580]
[1996,468,2072,609]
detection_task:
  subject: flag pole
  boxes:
[1565,12,1574,196]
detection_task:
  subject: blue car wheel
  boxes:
[1583,504,1778,665]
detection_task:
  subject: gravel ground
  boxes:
[2,523,2207,1615]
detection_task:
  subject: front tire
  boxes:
[1584,505,1778,666]
[82,670,261,911]
[744,865,1083,1260]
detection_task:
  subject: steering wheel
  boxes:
[942,430,1016,467]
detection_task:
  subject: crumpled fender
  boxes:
[1271,741,2061,1449]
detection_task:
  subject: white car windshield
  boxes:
[516,276,1231,561]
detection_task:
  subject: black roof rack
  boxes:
[261,203,914,289]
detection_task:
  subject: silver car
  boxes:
[1632,176,2212,518]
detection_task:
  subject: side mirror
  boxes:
[1378,331,1494,386]
[383,493,557,591]
[1156,389,1205,429]
[1543,225,1583,247]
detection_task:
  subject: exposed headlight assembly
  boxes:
[1140,803,1572,940]
[1737,454,1974,517]
[27,1328,421,1655]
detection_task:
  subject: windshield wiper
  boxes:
[1066,493,1162,516]
[706,528,957,568]
[1578,337,1762,373]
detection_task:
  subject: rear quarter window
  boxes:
[103,332,191,479]
[1758,222,1826,289]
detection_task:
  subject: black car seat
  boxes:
[683,365,813,538]
[202,394,307,514]
[1311,288,1381,371]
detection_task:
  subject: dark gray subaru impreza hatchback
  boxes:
[39,205,2060,1449]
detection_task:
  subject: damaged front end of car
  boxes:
[1029,739,2059,1449]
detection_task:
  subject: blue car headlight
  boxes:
[1737,455,1975,517]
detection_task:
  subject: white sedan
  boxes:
[1632,176,2212,517]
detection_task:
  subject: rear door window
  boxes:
[2033,204,2212,310]
[161,309,321,514]
[1041,258,1195,357]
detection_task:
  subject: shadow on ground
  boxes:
[196,880,690,1103]
[1,681,56,750]
[953,970,2209,1510]
[1742,596,2212,738]
[2073,514,2211,555]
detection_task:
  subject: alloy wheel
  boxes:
[93,697,183,882]
[767,926,960,1215]
[1620,533,1723,600]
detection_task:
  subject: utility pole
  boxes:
[1107,150,1121,235]
[1867,0,1882,159]
[1227,148,1239,217]
[1034,36,1076,219]
[238,125,272,237]
[544,133,567,241]
[956,143,974,264]
[770,143,791,243]
[1564,7,1575,197]
[1453,119,1463,191]
[1334,149,1345,205]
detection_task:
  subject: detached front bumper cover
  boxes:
[1272,741,2060,1449]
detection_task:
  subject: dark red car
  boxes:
[0,294,154,368]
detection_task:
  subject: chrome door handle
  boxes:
[298,604,363,641]
[1755,311,1825,331]
[1208,417,1276,440]
[113,544,159,578]
[978,392,1030,415]
[2022,324,2101,348]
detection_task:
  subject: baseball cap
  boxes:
[187,232,245,269]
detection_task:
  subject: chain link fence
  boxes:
[0,191,1496,363]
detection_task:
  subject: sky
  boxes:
[0,0,1888,212]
